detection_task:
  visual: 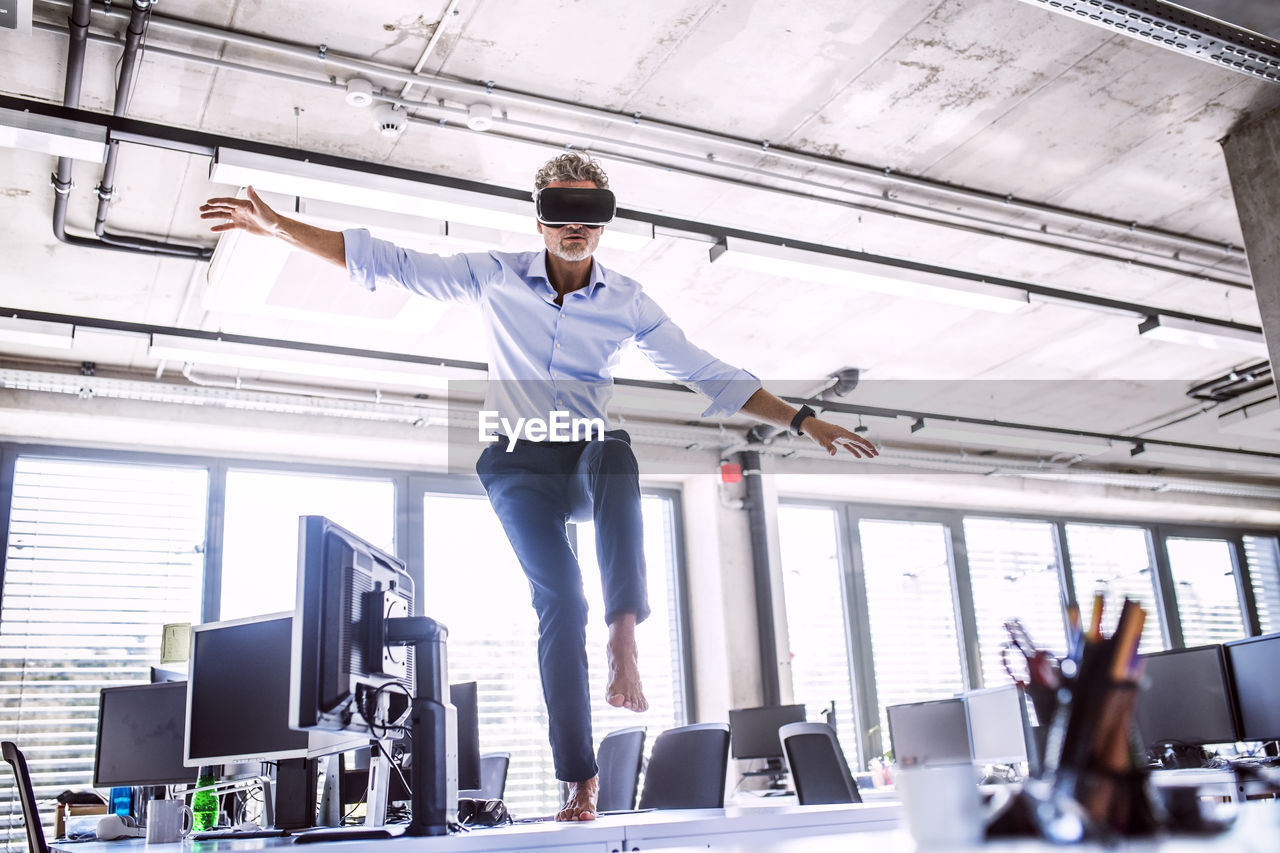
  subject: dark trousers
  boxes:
[475,429,650,783]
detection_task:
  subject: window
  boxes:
[421,491,687,816]
[963,517,1067,688]
[0,457,207,849]
[858,518,965,757]
[1065,523,1164,652]
[1166,537,1246,646]
[777,506,858,759]
[1244,535,1280,634]
[219,470,394,620]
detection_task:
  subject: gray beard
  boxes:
[550,238,592,262]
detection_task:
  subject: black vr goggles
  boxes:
[535,187,616,227]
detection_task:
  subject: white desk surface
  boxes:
[50,800,1279,853]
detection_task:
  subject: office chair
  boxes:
[478,753,510,800]
[637,722,730,810]
[596,726,645,812]
[779,722,863,805]
[3,741,49,853]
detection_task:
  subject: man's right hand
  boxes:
[199,185,282,237]
[199,185,346,267]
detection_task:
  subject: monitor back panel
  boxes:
[964,685,1030,765]
[886,698,971,765]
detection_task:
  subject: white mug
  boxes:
[145,799,193,843]
[894,762,1008,848]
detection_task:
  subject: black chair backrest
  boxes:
[637,723,730,810]
[2,741,49,853]
[596,726,645,812]
[478,752,510,800]
[779,722,862,805]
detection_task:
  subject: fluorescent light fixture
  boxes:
[148,334,484,390]
[0,106,107,163]
[210,148,654,252]
[1128,441,1280,475]
[0,316,75,350]
[709,237,1030,313]
[1138,314,1268,357]
[909,417,1114,456]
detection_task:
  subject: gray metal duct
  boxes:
[1013,0,1280,84]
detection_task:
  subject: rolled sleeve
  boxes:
[633,294,761,418]
[343,228,491,304]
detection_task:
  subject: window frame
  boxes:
[776,496,1280,768]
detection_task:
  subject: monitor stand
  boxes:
[297,614,457,841]
[741,758,790,791]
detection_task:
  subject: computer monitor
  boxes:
[886,698,971,765]
[185,611,364,766]
[95,682,199,787]
[451,682,481,791]
[1135,644,1239,748]
[1224,632,1280,742]
[963,685,1031,766]
[728,704,807,760]
[291,516,416,737]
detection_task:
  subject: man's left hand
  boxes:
[801,417,879,458]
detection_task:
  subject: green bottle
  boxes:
[192,767,219,831]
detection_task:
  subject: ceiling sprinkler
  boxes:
[373,103,408,139]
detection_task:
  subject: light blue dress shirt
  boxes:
[344,230,761,430]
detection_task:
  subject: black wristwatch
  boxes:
[790,404,816,436]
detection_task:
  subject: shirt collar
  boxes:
[532,250,609,295]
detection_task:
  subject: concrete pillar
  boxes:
[1222,105,1280,368]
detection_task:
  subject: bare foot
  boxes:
[606,613,649,712]
[556,776,599,821]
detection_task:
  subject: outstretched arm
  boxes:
[199,186,345,267]
[738,388,879,459]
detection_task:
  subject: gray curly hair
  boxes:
[534,152,610,190]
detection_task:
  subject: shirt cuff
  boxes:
[343,228,375,291]
[699,370,763,418]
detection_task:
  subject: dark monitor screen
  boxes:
[95,682,199,787]
[964,685,1030,766]
[887,698,971,765]
[186,612,362,765]
[728,704,806,760]
[1225,632,1280,742]
[1136,644,1238,747]
[452,682,481,791]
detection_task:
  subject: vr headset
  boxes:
[535,187,616,227]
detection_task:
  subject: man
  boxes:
[200,153,877,820]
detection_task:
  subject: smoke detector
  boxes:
[345,78,374,108]
[466,103,494,131]
[373,103,408,139]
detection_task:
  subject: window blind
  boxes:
[963,517,1067,689]
[0,457,207,851]
[1166,538,1245,647]
[857,519,965,759]
[1065,523,1164,652]
[777,506,859,766]
[1244,535,1280,634]
[421,493,686,816]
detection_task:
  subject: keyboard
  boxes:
[192,828,290,840]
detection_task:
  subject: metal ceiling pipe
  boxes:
[737,450,781,707]
[41,0,1248,269]
[50,0,211,259]
[93,0,150,237]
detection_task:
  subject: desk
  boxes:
[47,800,1278,853]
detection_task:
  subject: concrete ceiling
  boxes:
[3,0,1280,482]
